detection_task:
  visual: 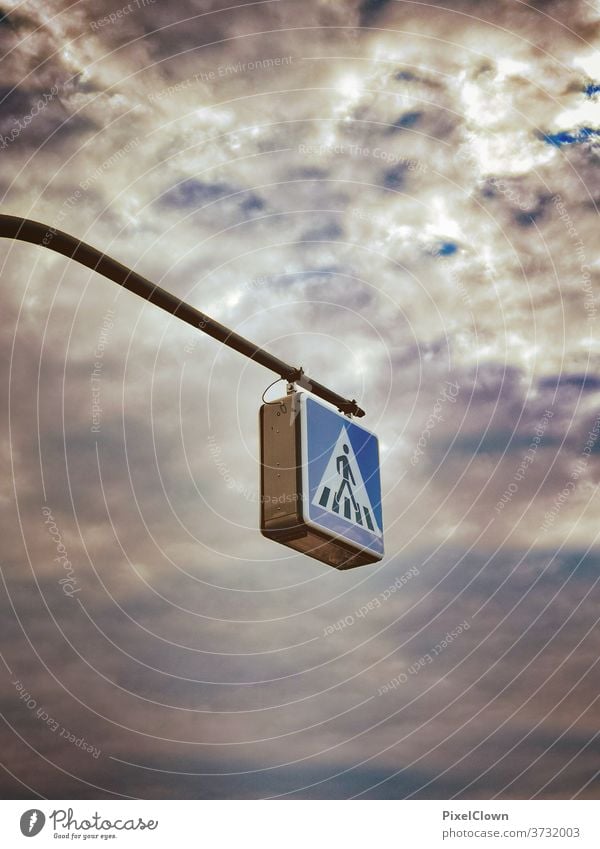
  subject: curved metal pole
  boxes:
[0,214,365,417]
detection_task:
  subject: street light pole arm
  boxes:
[0,214,365,417]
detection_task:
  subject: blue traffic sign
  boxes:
[300,394,384,559]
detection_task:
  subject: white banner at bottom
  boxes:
[0,800,598,848]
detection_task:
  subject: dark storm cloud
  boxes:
[387,110,423,132]
[159,177,266,217]
[377,0,600,42]
[298,219,344,242]
[0,84,97,151]
[538,373,600,392]
[381,163,407,189]
[359,0,393,27]
[161,177,236,206]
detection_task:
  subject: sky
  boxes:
[0,0,599,799]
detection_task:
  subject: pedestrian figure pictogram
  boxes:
[331,444,362,523]
[313,425,382,536]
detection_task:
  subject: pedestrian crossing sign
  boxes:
[301,395,384,559]
[310,424,382,536]
[260,391,383,569]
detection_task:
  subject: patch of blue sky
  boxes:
[541,127,600,146]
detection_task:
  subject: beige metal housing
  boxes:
[259,393,379,569]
